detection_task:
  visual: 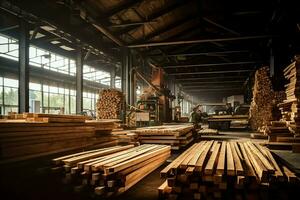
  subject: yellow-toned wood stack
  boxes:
[52,144,170,197]
[0,113,119,164]
[96,89,124,119]
[133,125,194,150]
[158,141,299,200]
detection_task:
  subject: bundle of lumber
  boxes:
[198,128,219,135]
[133,125,194,150]
[279,57,300,135]
[7,113,87,123]
[0,117,120,164]
[249,66,275,132]
[111,129,138,145]
[52,144,170,197]
[159,140,299,200]
[96,89,124,119]
[264,121,293,142]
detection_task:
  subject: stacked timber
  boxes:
[198,128,219,135]
[278,58,300,135]
[249,66,274,132]
[111,129,139,145]
[96,89,124,119]
[0,115,119,164]
[133,125,194,150]
[159,141,299,200]
[52,144,170,197]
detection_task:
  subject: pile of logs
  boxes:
[0,114,119,164]
[133,125,194,150]
[158,141,299,200]
[249,67,275,132]
[96,89,124,119]
[52,144,170,197]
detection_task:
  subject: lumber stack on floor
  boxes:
[0,115,120,164]
[279,58,300,135]
[198,128,219,135]
[111,129,138,145]
[133,125,194,150]
[52,144,170,197]
[159,140,299,200]
[96,89,124,119]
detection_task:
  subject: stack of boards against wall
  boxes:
[264,58,300,152]
[133,125,194,150]
[52,144,170,197]
[0,113,119,164]
[158,141,299,200]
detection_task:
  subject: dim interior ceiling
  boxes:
[0,0,299,101]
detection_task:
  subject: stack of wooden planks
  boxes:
[263,121,300,152]
[0,115,120,164]
[198,128,219,135]
[96,89,124,119]
[52,144,170,197]
[159,140,299,200]
[111,129,139,145]
[279,58,300,135]
[133,125,194,150]
[249,66,276,132]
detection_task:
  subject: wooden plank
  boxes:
[104,146,170,174]
[63,145,134,166]
[226,142,235,176]
[230,142,244,175]
[195,141,214,172]
[216,141,226,175]
[204,142,221,175]
[243,142,268,182]
[160,143,198,177]
[180,142,203,168]
[246,142,275,173]
[238,142,256,178]
[187,141,208,166]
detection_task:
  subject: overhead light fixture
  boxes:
[60,45,75,51]
[50,41,61,44]
[40,25,56,31]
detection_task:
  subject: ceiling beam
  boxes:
[164,61,258,69]
[183,88,243,92]
[169,69,253,76]
[134,14,198,43]
[149,50,249,57]
[79,7,124,46]
[109,20,157,28]
[118,0,190,35]
[180,80,245,85]
[175,76,248,81]
[100,0,144,19]
[0,25,19,32]
[202,17,240,36]
[127,35,273,48]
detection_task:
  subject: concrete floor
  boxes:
[1,128,300,200]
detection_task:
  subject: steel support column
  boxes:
[110,66,116,88]
[18,19,29,113]
[121,48,133,105]
[76,48,83,114]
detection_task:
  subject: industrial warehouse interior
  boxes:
[0,0,300,199]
